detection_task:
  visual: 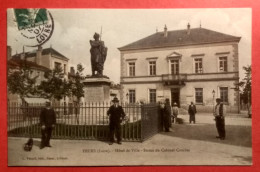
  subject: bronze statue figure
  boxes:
[90,33,107,76]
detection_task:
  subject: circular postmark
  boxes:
[13,9,54,47]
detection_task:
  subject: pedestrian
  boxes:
[40,101,56,149]
[159,101,165,131]
[163,98,172,132]
[214,98,226,140]
[188,102,197,124]
[107,97,126,145]
[172,102,179,124]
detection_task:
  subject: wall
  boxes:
[121,42,238,77]
[120,41,240,113]
[121,79,239,113]
[50,55,69,75]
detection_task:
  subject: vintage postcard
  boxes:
[7,8,252,166]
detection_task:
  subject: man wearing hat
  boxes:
[39,101,56,149]
[188,102,197,124]
[214,98,226,140]
[172,102,179,124]
[163,98,172,132]
[107,97,126,145]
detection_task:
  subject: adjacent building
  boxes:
[119,24,241,113]
[7,46,69,104]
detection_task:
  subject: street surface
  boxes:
[8,112,252,166]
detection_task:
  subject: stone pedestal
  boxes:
[83,77,111,103]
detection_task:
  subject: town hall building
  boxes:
[118,24,241,113]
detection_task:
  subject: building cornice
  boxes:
[121,71,239,79]
[120,77,239,85]
[119,41,239,54]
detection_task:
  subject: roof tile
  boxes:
[119,28,241,51]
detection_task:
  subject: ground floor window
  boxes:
[129,90,136,103]
[195,88,203,103]
[149,89,156,103]
[220,87,228,103]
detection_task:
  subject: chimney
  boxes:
[36,45,42,65]
[70,67,75,75]
[7,46,12,60]
[20,46,25,60]
[164,24,168,37]
[187,23,191,35]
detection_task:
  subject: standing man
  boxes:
[107,97,126,145]
[40,101,56,149]
[188,102,197,124]
[163,98,172,132]
[172,102,179,124]
[214,98,226,140]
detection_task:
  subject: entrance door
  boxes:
[171,88,180,107]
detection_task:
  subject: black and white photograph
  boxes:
[7,8,252,166]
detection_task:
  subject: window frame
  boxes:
[219,87,229,104]
[194,58,203,74]
[149,61,156,76]
[218,56,228,72]
[170,59,180,74]
[54,62,61,69]
[129,89,136,104]
[195,88,203,104]
[128,62,136,77]
[149,89,157,103]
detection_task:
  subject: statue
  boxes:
[90,32,107,76]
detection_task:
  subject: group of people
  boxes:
[159,99,197,132]
[159,98,226,140]
[38,97,226,149]
[39,97,126,148]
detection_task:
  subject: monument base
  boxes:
[83,77,111,103]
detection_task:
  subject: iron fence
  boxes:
[8,102,161,142]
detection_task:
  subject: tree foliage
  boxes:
[239,65,251,105]
[7,60,39,99]
[38,65,71,101]
[70,63,85,103]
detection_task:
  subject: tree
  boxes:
[71,63,85,103]
[38,65,71,101]
[238,65,251,117]
[7,60,39,100]
[69,63,85,124]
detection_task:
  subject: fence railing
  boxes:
[8,102,161,142]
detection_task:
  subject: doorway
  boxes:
[171,88,180,107]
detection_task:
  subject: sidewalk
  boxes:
[8,113,252,166]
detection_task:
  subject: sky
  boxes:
[7,8,251,83]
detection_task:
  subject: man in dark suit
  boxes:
[188,102,197,124]
[214,98,226,140]
[107,97,126,145]
[40,101,56,149]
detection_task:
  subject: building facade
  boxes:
[119,25,240,113]
[7,46,69,104]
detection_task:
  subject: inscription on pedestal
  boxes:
[85,87,104,102]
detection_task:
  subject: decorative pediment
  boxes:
[167,51,182,61]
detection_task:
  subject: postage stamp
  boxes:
[13,8,54,47]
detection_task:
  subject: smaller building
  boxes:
[7,45,70,104]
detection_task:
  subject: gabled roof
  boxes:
[8,58,50,71]
[118,27,241,51]
[12,47,69,61]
